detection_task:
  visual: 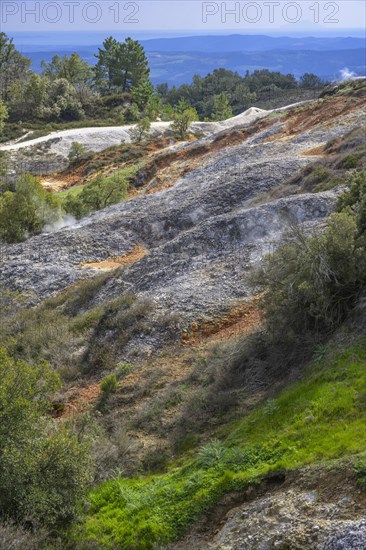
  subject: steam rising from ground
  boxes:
[340,68,359,81]
[43,215,78,233]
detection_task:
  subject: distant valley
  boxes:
[15,33,366,85]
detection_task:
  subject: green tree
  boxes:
[211,92,233,121]
[0,151,9,191]
[68,141,87,164]
[0,33,31,101]
[299,73,324,89]
[41,52,92,88]
[128,102,141,122]
[94,37,150,94]
[252,206,366,339]
[337,169,366,234]
[0,191,39,242]
[0,347,92,527]
[131,79,154,110]
[0,174,61,243]
[0,100,8,132]
[40,78,85,121]
[7,75,84,122]
[171,100,199,139]
[130,117,151,143]
[64,171,129,217]
[145,93,163,120]
[7,73,48,120]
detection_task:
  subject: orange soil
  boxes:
[82,243,148,270]
[302,144,326,157]
[61,382,101,419]
[182,296,262,347]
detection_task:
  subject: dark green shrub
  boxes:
[63,169,131,218]
[142,446,169,473]
[0,174,61,242]
[337,169,366,234]
[338,154,358,169]
[305,165,331,187]
[0,348,92,528]
[68,141,87,164]
[251,193,366,340]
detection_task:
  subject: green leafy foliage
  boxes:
[210,92,233,121]
[94,36,150,94]
[0,173,61,242]
[0,100,8,131]
[0,348,92,528]
[354,455,366,485]
[171,100,199,139]
[68,141,87,164]
[130,117,151,142]
[0,32,31,102]
[131,80,154,110]
[8,74,85,122]
[63,167,136,218]
[337,169,366,234]
[41,52,92,87]
[251,172,366,340]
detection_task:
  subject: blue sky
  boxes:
[2,0,366,35]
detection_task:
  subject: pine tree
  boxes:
[94,37,150,94]
[211,92,233,121]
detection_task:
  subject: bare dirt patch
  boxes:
[182,297,261,347]
[61,382,101,419]
[82,244,148,270]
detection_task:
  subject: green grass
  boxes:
[74,337,366,549]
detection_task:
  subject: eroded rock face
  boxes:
[190,490,366,550]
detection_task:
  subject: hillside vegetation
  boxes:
[0,82,365,548]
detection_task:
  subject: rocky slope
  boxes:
[1,91,364,326]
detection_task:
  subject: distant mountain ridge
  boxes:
[26,48,366,85]
[140,34,365,52]
[15,33,365,85]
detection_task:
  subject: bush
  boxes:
[0,101,8,132]
[354,456,366,485]
[171,100,199,139]
[251,175,366,341]
[63,168,132,218]
[0,348,92,528]
[0,521,52,549]
[337,169,366,234]
[68,141,87,164]
[129,117,151,143]
[339,154,358,169]
[0,173,61,242]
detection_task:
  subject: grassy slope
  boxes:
[74,337,366,549]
